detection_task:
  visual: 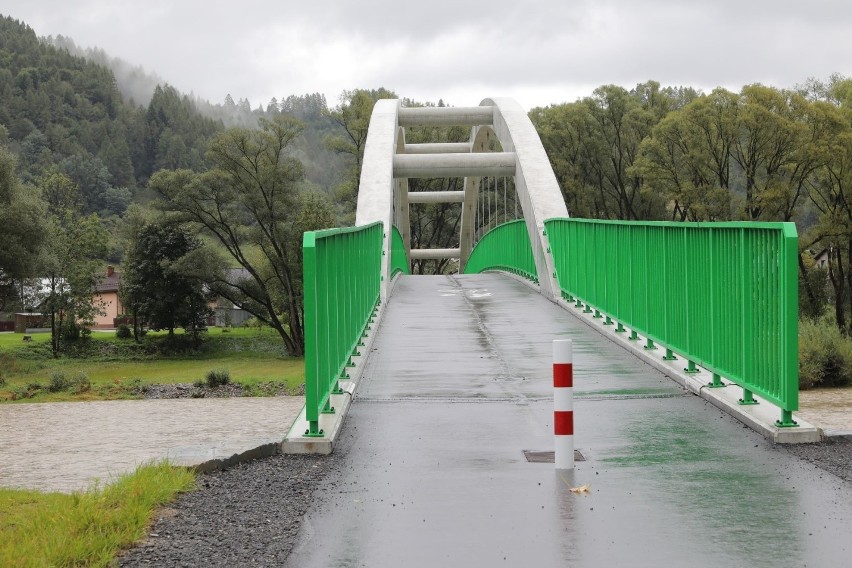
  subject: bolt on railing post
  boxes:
[553,339,574,470]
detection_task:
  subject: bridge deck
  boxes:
[286,274,852,567]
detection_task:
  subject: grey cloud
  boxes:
[2,0,851,110]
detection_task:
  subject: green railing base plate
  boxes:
[775,410,799,428]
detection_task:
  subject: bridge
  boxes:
[281,99,851,566]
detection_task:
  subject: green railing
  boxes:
[464,220,538,282]
[545,218,799,426]
[302,221,383,436]
[391,225,410,277]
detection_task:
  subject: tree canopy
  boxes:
[150,115,336,356]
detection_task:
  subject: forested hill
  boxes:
[0,15,221,216]
[0,15,348,215]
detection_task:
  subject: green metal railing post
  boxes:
[684,360,698,374]
[776,410,798,428]
[664,348,677,361]
[738,389,758,405]
[708,373,726,388]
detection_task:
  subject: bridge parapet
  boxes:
[545,218,800,426]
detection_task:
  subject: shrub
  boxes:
[61,321,81,342]
[116,325,132,339]
[71,372,91,394]
[799,317,852,389]
[45,371,90,394]
[205,368,231,388]
[0,371,5,387]
[48,371,71,393]
[241,317,264,329]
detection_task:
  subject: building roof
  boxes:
[96,270,121,293]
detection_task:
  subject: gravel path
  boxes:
[783,437,852,483]
[119,452,337,567]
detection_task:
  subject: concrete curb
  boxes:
[823,429,852,440]
[281,275,398,454]
[551,295,821,444]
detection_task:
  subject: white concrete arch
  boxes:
[355,98,568,301]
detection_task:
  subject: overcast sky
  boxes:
[3,0,851,110]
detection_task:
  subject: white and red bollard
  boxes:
[553,339,574,469]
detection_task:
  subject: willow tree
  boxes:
[151,115,334,357]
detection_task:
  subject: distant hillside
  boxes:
[2,14,348,199]
[0,14,223,216]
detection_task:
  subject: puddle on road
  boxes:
[437,287,492,299]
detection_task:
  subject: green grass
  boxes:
[0,461,195,567]
[0,331,52,349]
[0,327,305,403]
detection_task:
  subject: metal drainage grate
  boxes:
[523,450,585,463]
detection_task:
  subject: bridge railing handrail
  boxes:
[463,219,538,282]
[544,218,799,420]
[302,221,384,436]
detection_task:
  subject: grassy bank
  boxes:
[0,462,195,567]
[0,327,304,403]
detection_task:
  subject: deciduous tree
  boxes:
[151,115,335,356]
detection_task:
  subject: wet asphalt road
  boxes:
[283,274,852,568]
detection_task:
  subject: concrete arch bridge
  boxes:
[279,98,851,567]
[293,96,806,442]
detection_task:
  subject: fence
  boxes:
[463,219,538,282]
[302,222,384,436]
[544,218,799,425]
